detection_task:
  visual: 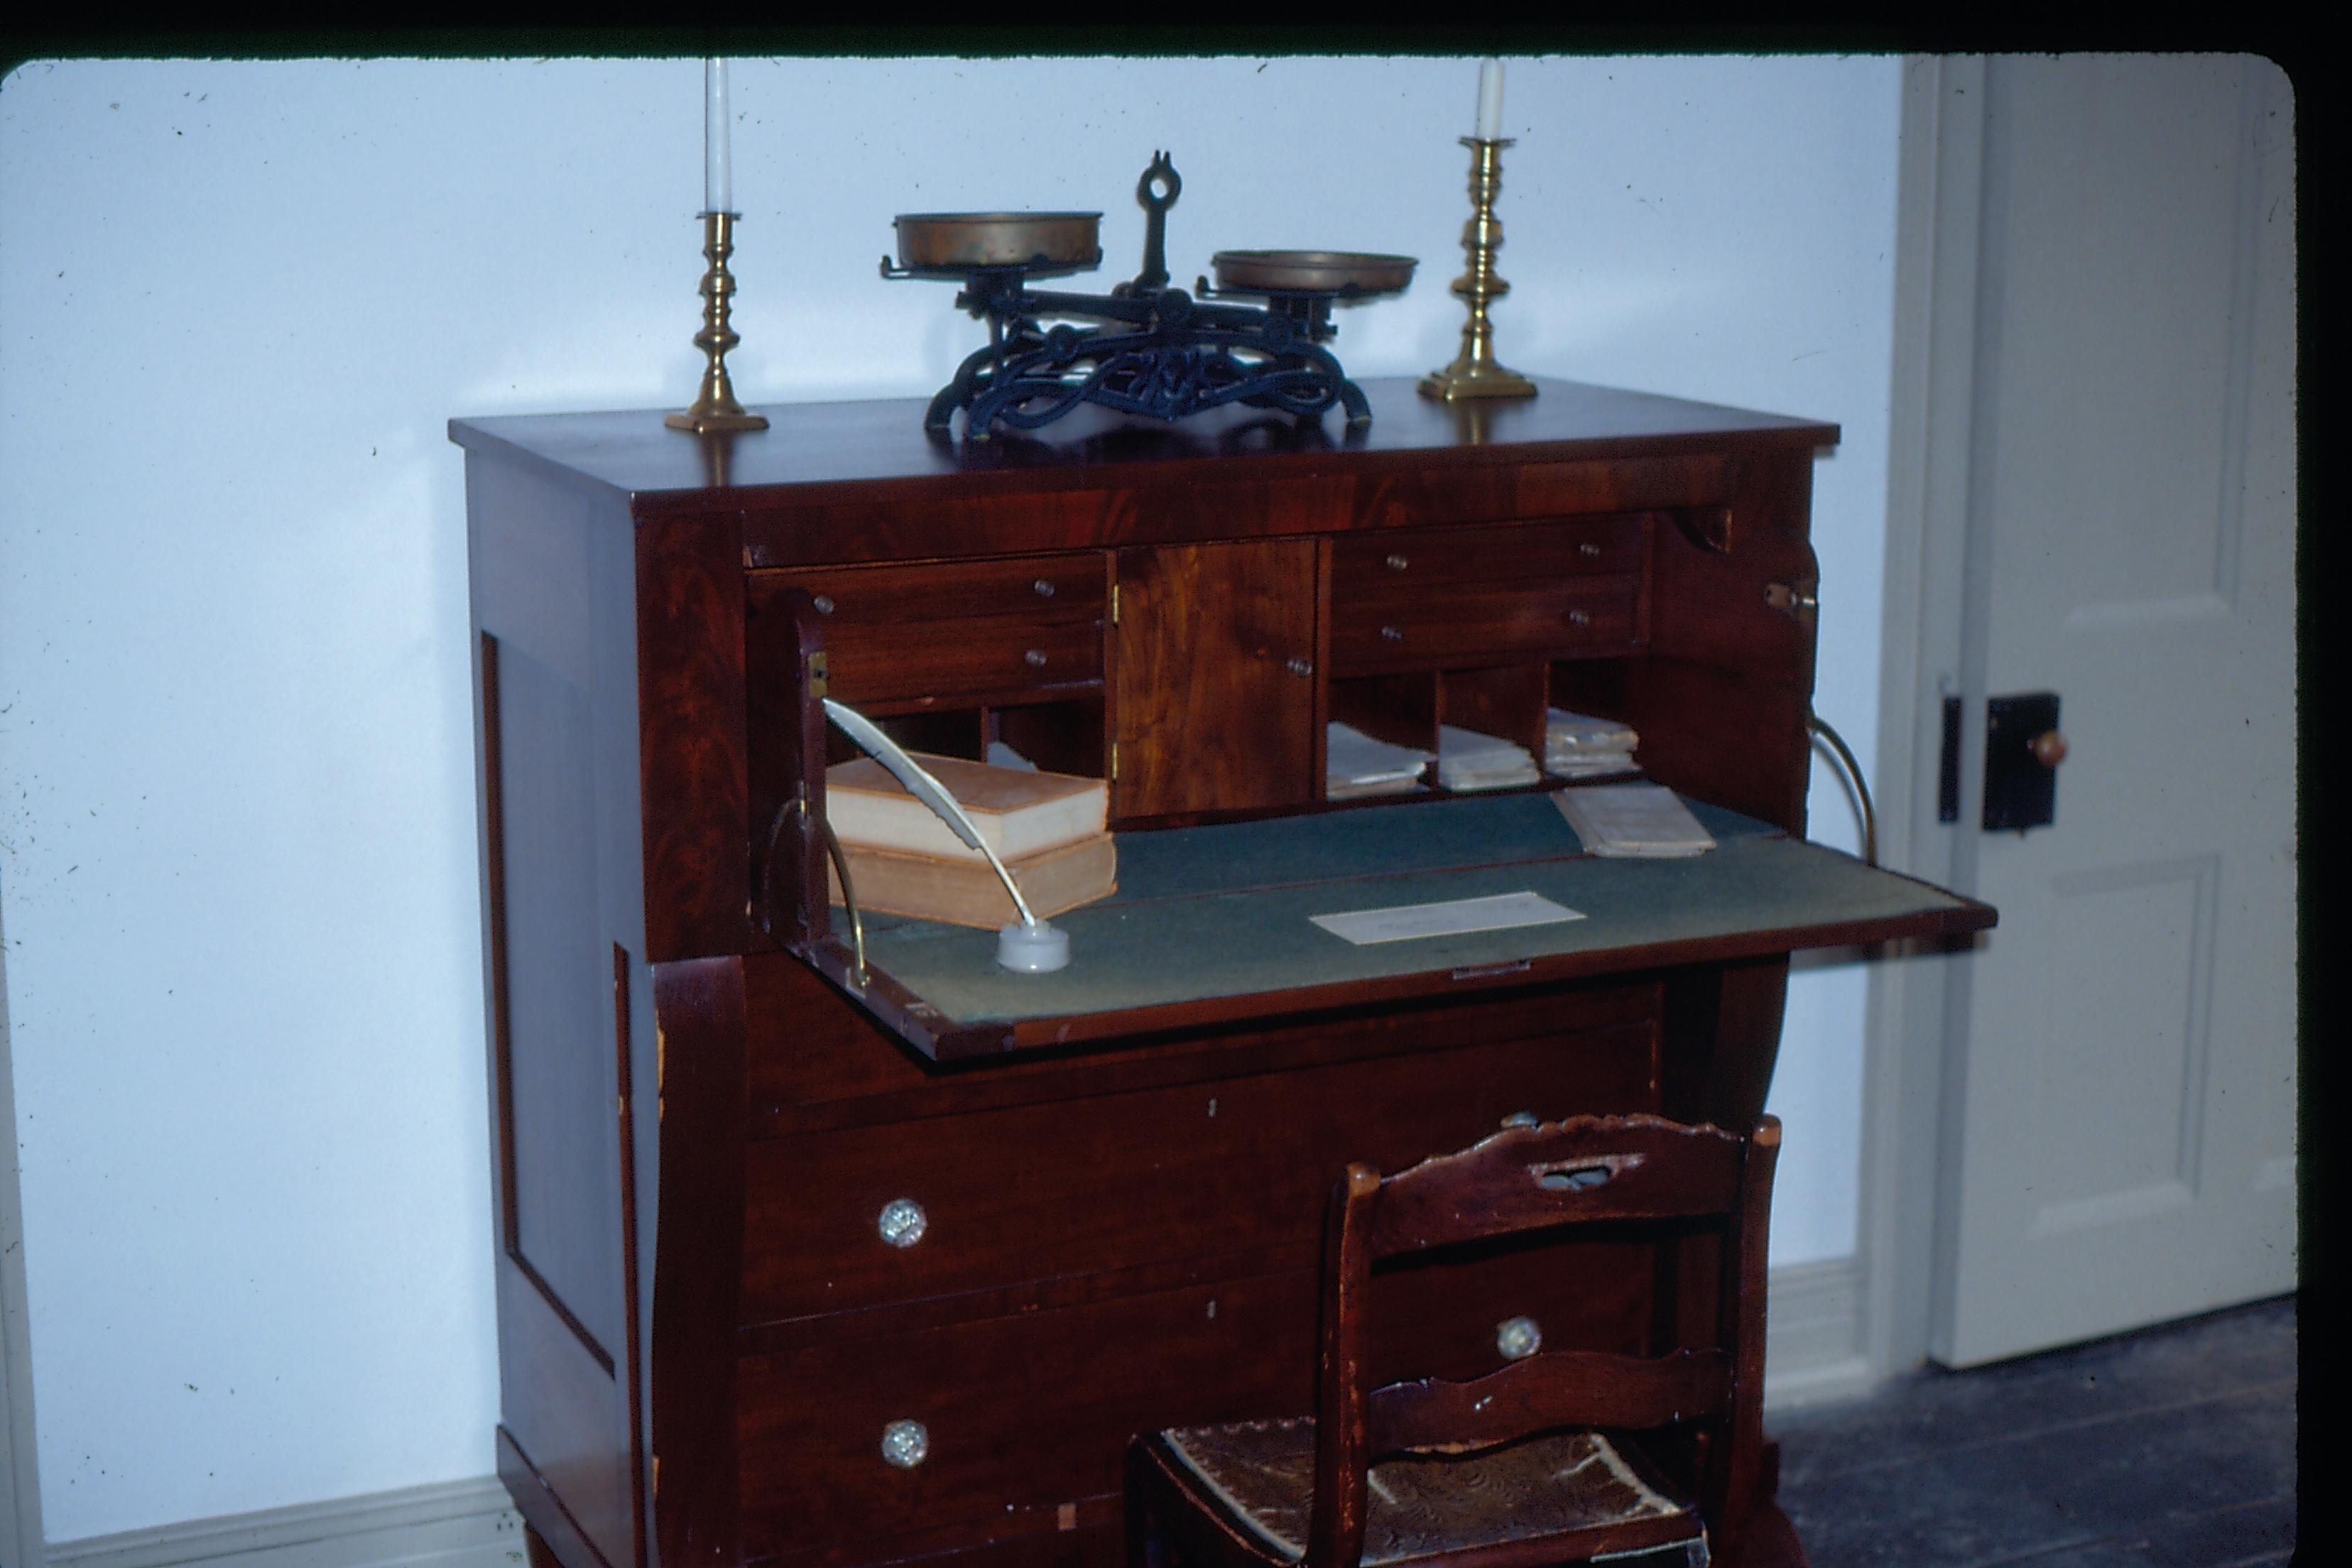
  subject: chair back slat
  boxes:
[1289,1113,1777,1568]
[1368,1347,1732,1459]
[1368,1114,1744,1258]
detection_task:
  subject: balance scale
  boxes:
[883,155,1415,439]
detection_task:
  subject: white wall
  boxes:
[0,56,1899,1543]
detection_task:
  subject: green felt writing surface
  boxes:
[846,793,1971,1028]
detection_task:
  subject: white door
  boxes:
[1930,55,2297,1367]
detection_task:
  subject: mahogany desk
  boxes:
[450,380,1992,1568]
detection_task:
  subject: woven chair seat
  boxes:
[1159,1417,1705,1567]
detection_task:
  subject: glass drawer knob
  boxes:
[881,1419,930,1469]
[1025,648,1048,668]
[1380,626,1403,642]
[1033,579,1056,597]
[1567,609,1592,627]
[1286,657,1312,677]
[812,594,835,615]
[1385,553,1409,572]
[1500,1111,1541,1130]
[878,1199,928,1248]
[1496,1316,1543,1361]
[1579,542,1602,558]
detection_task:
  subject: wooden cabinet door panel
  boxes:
[1112,540,1317,818]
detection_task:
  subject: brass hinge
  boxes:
[1109,583,1120,626]
[807,648,830,698]
[1110,741,1120,781]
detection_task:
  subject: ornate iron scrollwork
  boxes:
[895,157,1383,441]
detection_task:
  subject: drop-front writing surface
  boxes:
[450,379,1989,1568]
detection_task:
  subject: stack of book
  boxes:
[1545,707,1640,778]
[1436,724,1542,791]
[1552,782,1717,858]
[824,752,1115,928]
[1325,722,1435,800]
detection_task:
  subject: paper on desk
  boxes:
[1553,783,1717,856]
[1310,890,1584,946]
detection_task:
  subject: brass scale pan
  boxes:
[891,212,1414,296]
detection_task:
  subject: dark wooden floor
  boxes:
[1770,1295,2297,1567]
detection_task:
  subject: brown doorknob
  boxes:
[2031,730,2068,768]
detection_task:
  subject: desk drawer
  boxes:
[738,1246,1653,1558]
[1329,517,1648,676]
[1332,515,1648,597]
[741,1020,1656,1326]
[1329,575,1640,675]
[753,554,1107,705]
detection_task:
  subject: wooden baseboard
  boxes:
[1764,1254,1873,1409]
[43,1476,523,1568]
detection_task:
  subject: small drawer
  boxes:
[817,614,1103,704]
[740,1018,1657,1326]
[783,553,1106,626]
[1331,515,1648,601]
[754,554,1106,704]
[1329,575,1641,675]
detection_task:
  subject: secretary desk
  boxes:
[449,379,1993,1568]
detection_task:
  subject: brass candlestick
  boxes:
[1420,137,1537,401]
[667,210,768,434]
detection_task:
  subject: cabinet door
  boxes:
[1112,540,1317,818]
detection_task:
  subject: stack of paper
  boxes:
[1436,724,1542,792]
[1325,722,1434,800]
[1545,707,1640,778]
[1552,782,1717,857]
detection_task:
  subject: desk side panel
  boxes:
[469,452,654,1568]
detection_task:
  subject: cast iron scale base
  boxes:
[883,156,1413,440]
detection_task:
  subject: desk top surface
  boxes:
[839,793,1991,1052]
[447,377,1839,508]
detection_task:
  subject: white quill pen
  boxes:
[821,697,1072,973]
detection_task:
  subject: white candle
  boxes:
[704,58,732,214]
[1475,57,1505,141]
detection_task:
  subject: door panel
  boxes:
[1935,55,2296,1366]
[1111,540,1318,818]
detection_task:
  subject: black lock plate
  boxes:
[1983,691,2061,832]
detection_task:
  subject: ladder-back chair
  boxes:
[1126,1112,1780,1568]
